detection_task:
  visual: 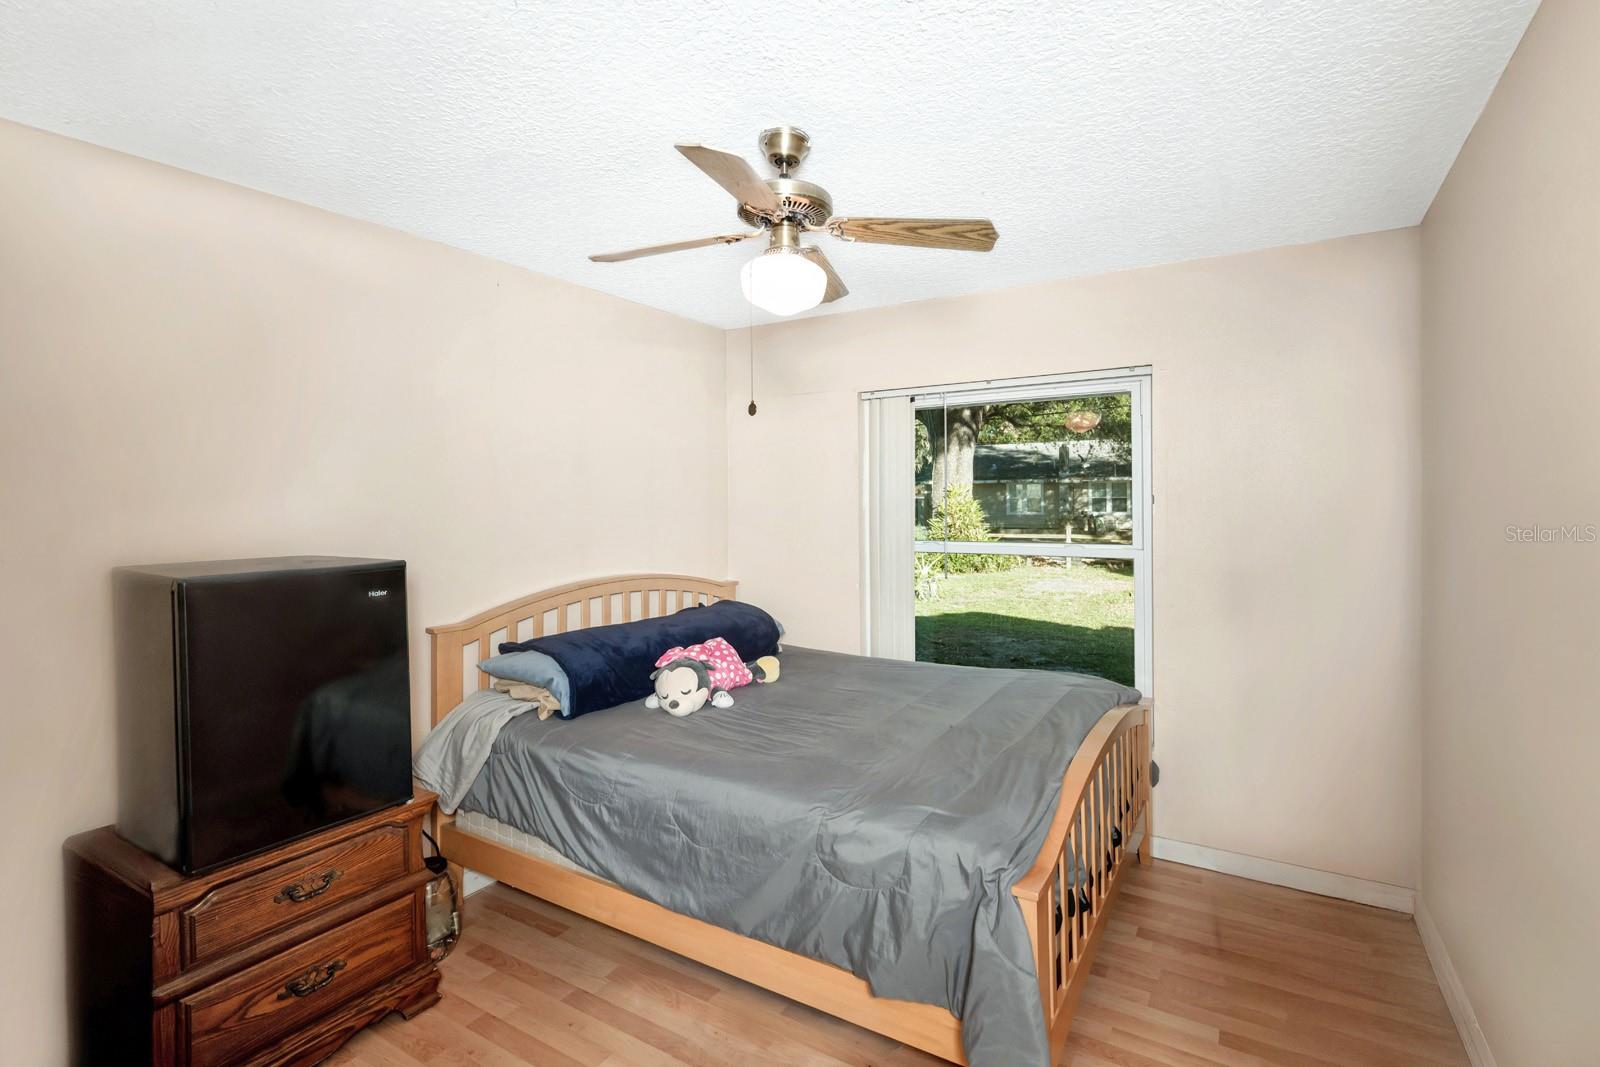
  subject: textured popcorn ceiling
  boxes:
[0,1,1537,329]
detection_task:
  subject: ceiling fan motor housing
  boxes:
[735,127,832,229]
[738,178,833,229]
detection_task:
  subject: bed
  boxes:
[425,574,1152,1066]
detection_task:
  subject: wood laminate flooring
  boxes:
[332,860,1469,1066]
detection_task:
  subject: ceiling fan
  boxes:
[588,126,999,317]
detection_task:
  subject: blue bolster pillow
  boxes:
[492,600,781,719]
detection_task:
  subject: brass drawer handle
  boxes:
[277,958,346,1000]
[273,868,342,904]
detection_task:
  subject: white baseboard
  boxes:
[461,869,497,896]
[1415,895,1496,1067]
[1150,836,1416,913]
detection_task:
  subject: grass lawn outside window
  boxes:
[913,559,1136,687]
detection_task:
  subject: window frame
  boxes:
[1088,481,1111,515]
[1006,480,1045,516]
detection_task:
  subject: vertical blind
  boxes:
[862,394,915,659]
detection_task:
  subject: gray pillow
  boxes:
[478,648,571,715]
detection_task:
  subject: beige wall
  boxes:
[727,229,1424,889]
[1420,0,1600,1062]
[0,120,727,1062]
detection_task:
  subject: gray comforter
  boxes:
[457,647,1139,1066]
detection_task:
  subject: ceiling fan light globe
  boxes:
[740,249,827,317]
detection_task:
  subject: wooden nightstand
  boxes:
[65,794,441,1066]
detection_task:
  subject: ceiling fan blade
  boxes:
[799,246,848,304]
[675,144,783,216]
[826,217,998,252]
[589,230,762,263]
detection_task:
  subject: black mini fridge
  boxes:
[112,556,413,873]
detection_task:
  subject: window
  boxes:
[1007,482,1044,516]
[864,369,1152,695]
[1082,478,1131,516]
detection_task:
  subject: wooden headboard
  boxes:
[425,574,739,726]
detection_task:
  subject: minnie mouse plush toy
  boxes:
[644,636,779,717]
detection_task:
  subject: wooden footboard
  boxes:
[427,574,1152,1066]
[1012,699,1153,1060]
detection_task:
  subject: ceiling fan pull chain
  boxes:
[748,275,758,416]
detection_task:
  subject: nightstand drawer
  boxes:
[181,823,409,966]
[181,894,419,1067]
